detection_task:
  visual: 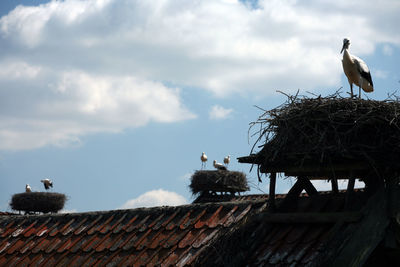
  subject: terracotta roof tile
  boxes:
[0,191,369,266]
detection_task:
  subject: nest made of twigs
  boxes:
[10,192,66,213]
[248,92,400,170]
[190,170,249,195]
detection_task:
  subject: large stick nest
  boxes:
[248,92,400,170]
[10,192,67,213]
[190,170,249,195]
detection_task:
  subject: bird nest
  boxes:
[190,170,249,195]
[247,92,400,172]
[10,192,66,214]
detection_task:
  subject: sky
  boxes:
[0,0,399,213]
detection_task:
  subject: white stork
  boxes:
[223,155,230,167]
[25,184,32,193]
[201,152,208,169]
[341,38,373,98]
[213,160,227,171]
[40,178,53,190]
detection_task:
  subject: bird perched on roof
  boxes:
[40,179,53,190]
[341,38,373,98]
[201,152,208,169]
[213,160,227,171]
[224,155,230,167]
[25,184,32,193]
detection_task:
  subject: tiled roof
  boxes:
[0,199,266,266]
[0,189,387,266]
[199,190,371,266]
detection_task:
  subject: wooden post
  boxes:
[345,172,355,209]
[300,176,318,196]
[331,177,339,194]
[269,172,276,211]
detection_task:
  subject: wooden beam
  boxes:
[331,178,339,194]
[269,172,276,211]
[300,176,319,196]
[262,212,362,223]
[278,177,308,211]
[345,172,355,209]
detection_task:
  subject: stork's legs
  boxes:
[349,83,354,98]
[359,87,361,99]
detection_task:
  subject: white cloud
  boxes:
[209,105,233,120]
[1,0,400,149]
[0,61,41,79]
[0,69,195,150]
[120,189,188,209]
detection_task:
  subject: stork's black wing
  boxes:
[354,56,373,86]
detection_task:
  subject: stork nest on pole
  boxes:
[10,192,67,214]
[190,170,249,195]
[243,91,400,175]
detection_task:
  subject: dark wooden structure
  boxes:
[236,96,400,265]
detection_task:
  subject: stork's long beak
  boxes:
[340,43,345,54]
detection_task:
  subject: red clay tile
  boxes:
[147,213,165,229]
[109,232,136,252]
[135,229,161,250]
[125,215,151,233]
[132,248,159,266]
[61,217,87,236]
[208,206,239,228]
[95,232,125,252]
[45,236,64,253]
[153,211,179,230]
[180,208,207,230]
[0,220,16,237]
[161,246,191,266]
[191,228,219,248]
[178,228,205,249]
[57,234,85,253]
[87,215,113,235]
[194,205,223,229]
[166,211,191,231]
[122,229,151,251]
[74,215,103,235]
[81,234,103,252]
[113,214,138,234]
[6,239,26,254]
[19,239,36,254]
[0,240,11,254]
[100,213,126,234]
[31,237,50,253]
[24,218,51,237]
[148,229,175,249]
[50,218,75,237]
[146,247,172,266]
[162,229,189,249]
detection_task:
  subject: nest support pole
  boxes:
[331,178,339,194]
[269,172,277,211]
[345,172,355,209]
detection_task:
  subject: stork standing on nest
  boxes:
[224,155,230,167]
[25,184,32,193]
[341,38,373,98]
[213,160,227,171]
[201,152,208,169]
[41,178,53,190]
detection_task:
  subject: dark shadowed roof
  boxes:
[1,189,397,266]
